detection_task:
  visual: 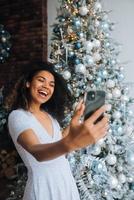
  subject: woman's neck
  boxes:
[28,102,41,114]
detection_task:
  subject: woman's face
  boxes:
[27,70,55,105]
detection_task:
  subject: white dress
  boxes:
[8,109,80,200]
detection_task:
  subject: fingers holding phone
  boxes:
[71,99,85,126]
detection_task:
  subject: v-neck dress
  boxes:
[8,109,80,200]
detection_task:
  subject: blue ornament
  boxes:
[59,17,65,22]
[73,18,81,28]
[75,42,81,49]
[77,32,85,39]
[53,26,60,35]
[91,160,104,174]
[74,58,81,65]
[68,51,75,58]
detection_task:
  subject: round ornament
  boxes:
[93,52,101,62]
[63,71,71,80]
[112,111,121,120]
[107,80,115,88]
[106,154,117,165]
[112,88,121,98]
[118,174,126,184]
[94,2,102,12]
[110,176,118,189]
[83,40,93,52]
[79,6,89,16]
[75,63,86,74]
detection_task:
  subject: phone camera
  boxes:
[87,91,95,100]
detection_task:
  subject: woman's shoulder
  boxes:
[8,109,30,121]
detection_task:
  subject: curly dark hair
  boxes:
[4,61,73,124]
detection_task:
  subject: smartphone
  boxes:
[83,90,106,123]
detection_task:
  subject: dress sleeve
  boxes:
[8,110,32,143]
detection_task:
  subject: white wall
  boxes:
[101,0,134,83]
[47,0,134,83]
[47,0,60,57]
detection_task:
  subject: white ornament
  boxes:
[92,39,101,48]
[112,88,121,98]
[63,71,71,80]
[83,40,93,52]
[1,37,6,42]
[94,20,100,27]
[93,52,101,62]
[75,64,86,74]
[118,174,126,184]
[92,145,101,156]
[110,176,118,189]
[101,22,109,31]
[113,111,121,119]
[106,92,112,100]
[127,177,133,183]
[79,6,89,16]
[117,165,123,172]
[84,55,94,66]
[94,2,102,12]
[107,80,115,88]
[106,154,117,165]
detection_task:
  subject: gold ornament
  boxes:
[67,0,73,4]
[65,32,78,41]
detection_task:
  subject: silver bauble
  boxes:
[92,39,101,48]
[63,71,71,80]
[94,2,102,12]
[75,63,86,74]
[83,40,93,52]
[91,145,101,156]
[118,174,126,184]
[79,6,89,16]
[113,111,121,120]
[84,55,94,66]
[112,88,121,98]
[106,92,113,100]
[93,52,101,62]
[107,79,115,88]
[110,176,118,189]
[106,154,117,165]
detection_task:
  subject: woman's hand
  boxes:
[64,100,109,151]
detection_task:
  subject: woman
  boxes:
[6,61,108,200]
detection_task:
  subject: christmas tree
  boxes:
[50,0,134,199]
[0,24,11,63]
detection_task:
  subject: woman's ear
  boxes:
[26,82,30,88]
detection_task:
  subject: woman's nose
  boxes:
[42,80,49,88]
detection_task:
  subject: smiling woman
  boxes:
[4,61,109,200]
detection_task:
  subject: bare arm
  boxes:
[18,101,109,162]
[17,130,70,162]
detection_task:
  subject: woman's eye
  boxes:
[38,78,44,82]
